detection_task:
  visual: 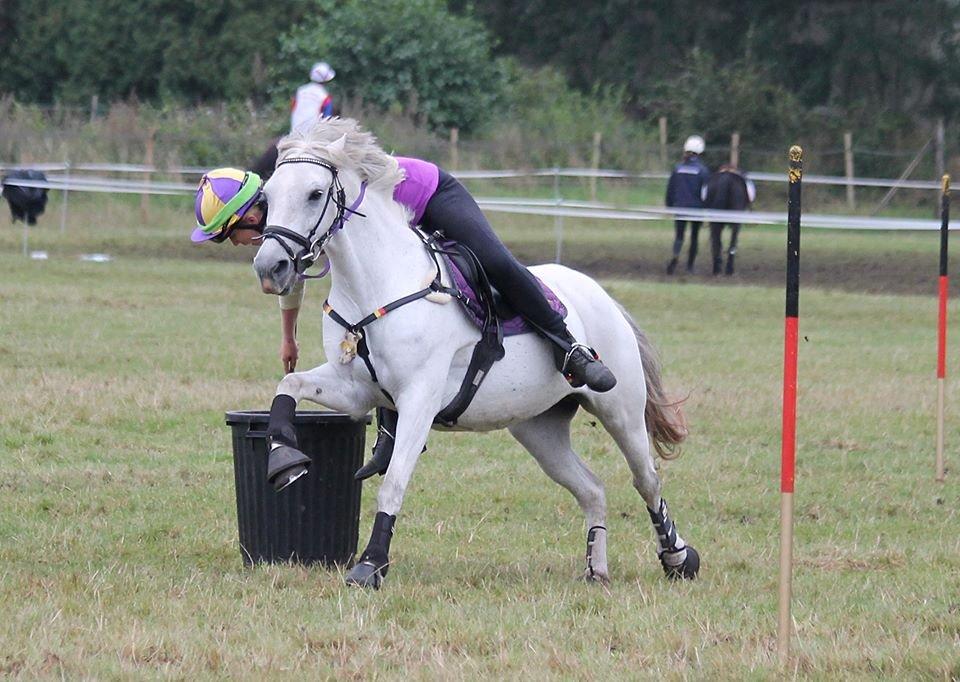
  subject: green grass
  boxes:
[2,239,959,678]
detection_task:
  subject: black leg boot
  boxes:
[344,511,396,589]
[265,394,311,492]
[551,332,617,392]
[354,408,397,480]
[725,252,735,275]
[712,257,722,276]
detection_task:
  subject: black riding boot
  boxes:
[552,332,617,392]
[355,407,397,481]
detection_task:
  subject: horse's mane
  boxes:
[276,118,405,192]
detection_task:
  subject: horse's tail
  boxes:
[616,303,688,460]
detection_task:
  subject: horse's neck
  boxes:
[325,194,435,317]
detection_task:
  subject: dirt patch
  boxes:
[512,243,948,298]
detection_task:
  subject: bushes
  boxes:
[273,0,504,133]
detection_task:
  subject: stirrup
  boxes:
[561,342,599,376]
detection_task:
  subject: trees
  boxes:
[459,1,960,126]
[0,0,311,103]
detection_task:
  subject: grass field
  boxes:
[2,213,959,679]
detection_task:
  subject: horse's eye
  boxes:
[309,189,324,201]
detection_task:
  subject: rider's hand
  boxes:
[281,337,299,374]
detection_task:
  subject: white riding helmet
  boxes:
[683,135,705,155]
[309,62,336,83]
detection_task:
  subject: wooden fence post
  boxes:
[140,129,155,222]
[844,131,856,210]
[89,95,98,124]
[590,131,602,201]
[449,127,459,171]
[730,131,740,168]
[659,116,668,168]
[936,118,945,182]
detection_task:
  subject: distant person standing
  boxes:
[703,164,756,275]
[290,61,336,132]
[250,61,337,180]
[665,135,710,275]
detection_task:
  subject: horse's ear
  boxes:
[327,134,347,156]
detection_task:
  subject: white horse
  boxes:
[252,118,698,588]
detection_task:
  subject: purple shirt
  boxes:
[393,157,439,226]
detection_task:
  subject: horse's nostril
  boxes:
[273,260,290,277]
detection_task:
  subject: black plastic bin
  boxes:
[225,410,371,567]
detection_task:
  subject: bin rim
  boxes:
[225,410,371,426]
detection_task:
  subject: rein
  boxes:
[261,156,367,278]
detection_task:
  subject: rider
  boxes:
[191,154,617,480]
[291,62,336,131]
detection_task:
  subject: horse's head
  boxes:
[253,118,405,295]
[253,150,353,295]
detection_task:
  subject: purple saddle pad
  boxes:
[443,253,567,336]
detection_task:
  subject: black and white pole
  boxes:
[778,145,803,664]
[936,174,950,483]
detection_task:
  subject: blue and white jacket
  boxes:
[665,154,711,209]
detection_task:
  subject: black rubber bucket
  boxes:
[225,410,370,567]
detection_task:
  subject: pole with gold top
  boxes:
[778,145,803,664]
[936,174,950,482]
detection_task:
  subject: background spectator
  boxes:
[290,61,336,132]
[665,135,710,275]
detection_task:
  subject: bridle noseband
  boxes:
[260,156,367,277]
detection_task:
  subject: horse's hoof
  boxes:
[273,464,308,492]
[662,545,700,580]
[267,445,311,492]
[345,560,386,589]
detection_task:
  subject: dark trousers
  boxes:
[671,220,701,268]
[420,170,567,337]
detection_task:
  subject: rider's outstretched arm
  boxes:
[279,280,305,373]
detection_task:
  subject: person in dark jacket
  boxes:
[703,164,756,275]
[665,135,710,274]
[1,169,49,225]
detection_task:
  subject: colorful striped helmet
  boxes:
[191,168,263,243]
[309,61,335,83]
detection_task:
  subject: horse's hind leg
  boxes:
[508,398,610,583]
[587,397,699,580]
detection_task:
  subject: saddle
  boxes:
[438,239,567,337]
[428,237,567,426]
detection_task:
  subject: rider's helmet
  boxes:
[309,61,336,83]
[683,135,705,155]
[191,168,263,243]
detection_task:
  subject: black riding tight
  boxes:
[672,220,701,267]
[420,170,568,337]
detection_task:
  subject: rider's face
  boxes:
[227,205,266,246]
[228,228,263,246]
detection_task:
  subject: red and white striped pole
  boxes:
[936,174,950,483]
[778,145,803,664]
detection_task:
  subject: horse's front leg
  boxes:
[265,362,375,491]
[345,384,443,589]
